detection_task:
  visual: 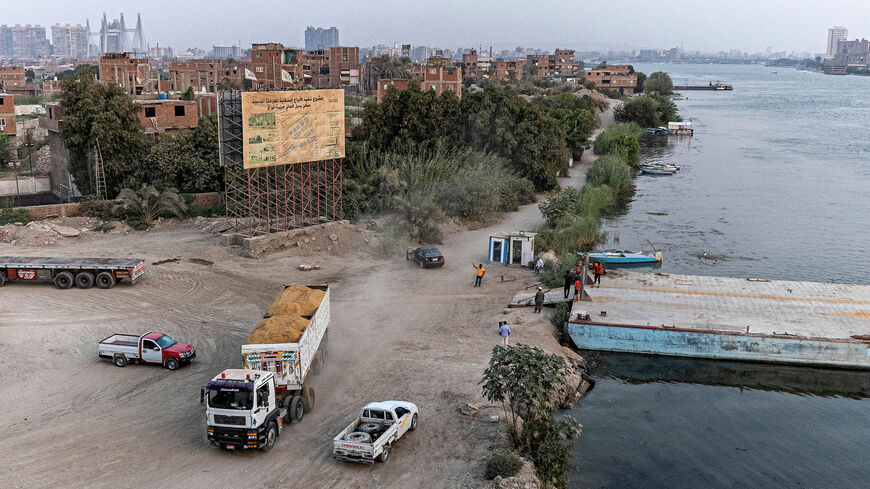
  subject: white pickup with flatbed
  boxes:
[333,401,418,464]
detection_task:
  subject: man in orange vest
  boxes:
[473,263,485,287]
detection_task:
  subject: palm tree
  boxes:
[115,185,187,228]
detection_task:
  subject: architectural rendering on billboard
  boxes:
[241,90,345,168]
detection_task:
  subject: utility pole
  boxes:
[24,129,34,177]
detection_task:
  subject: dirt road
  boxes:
[0,103,614,489]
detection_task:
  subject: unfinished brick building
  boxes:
[0,93,16,137]
[584,65,637,94]
[100,52,152,95]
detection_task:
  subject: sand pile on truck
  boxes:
[247,314,310,344]
[266,285,325,316]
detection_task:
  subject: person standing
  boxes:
[473,263,485,287]
[534,258,544,275]
[534,286,545,313]
[593,262,604,287]
[499,321,511,346]
[574,277,581,302]
[563,269,574,298]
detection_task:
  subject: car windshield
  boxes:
[155,335,177,349]
[208,389,253,410]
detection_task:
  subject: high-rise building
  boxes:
[827,26,848,59]
[304,26,339,50]
[211,45,242,59]
[0,24,50,58]
[52,24,89,59]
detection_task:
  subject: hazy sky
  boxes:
[5,0,870,54]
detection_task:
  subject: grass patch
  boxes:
[0,208,32,225]
[485,452,523,480]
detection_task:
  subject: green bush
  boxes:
[188,202,226,218]
[539,187,582,226]
[593,123,642,163]
[540,252,579,288]
[537,214,602,253]
[551,301,572,331]
[485,452,523,480]
[514,416,582,489]
[0,208,31,225]
[614,93,681,128]
[395,192,445,243]
[586,154,632,196]
[78,197,115,220]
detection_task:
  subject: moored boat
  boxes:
[580,251,663,264]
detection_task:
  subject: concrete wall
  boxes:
[0,175,51,196]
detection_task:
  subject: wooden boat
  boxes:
[640,165,677,175]
[580,251,663,264]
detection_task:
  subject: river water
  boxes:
[569,64,870,488]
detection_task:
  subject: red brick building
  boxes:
[462,49,479,78]
[377,65,462,102]
[584,65,637,94]
[525,49,579,80]
[100,52,152,95]
[328,46,361,89]
[0,66,27,95]
[135,99,199,140]
[251,43,303,90]
[39,103,75,197]
[168,59,247,93]
[42,79,62,98]
[492,59,526,80]
[0,93,16,136]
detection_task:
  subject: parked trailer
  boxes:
[203,285,330,451]
[0,256,144,289]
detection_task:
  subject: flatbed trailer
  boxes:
[0,256,144,289]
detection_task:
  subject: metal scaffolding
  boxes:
[218,91,343,238]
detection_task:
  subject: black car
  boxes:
[406,246,445,268]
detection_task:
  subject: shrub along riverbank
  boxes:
[536,123,642,261]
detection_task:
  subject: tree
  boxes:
[59,68,149,196]
[614,92,680,128]
[141,114,222,193]
[115,185,187,229]
[0,135,12,167]
[480,344,572,430]
[643,71,674,95]
[180,86,195,101]
[634,71,647,93]
[25,69,36,83]
[535,92,595,160]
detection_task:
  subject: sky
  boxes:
[5,0,870,54]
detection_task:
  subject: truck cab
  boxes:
[202,369,285,451]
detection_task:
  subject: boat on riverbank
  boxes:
[640,165,677,175]
[581,251,663,264]
[567,271,870,369]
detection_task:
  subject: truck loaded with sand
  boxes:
[203,285,330,451]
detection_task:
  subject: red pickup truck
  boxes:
[98,332,195,370]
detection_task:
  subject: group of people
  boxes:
[563,260,605,301]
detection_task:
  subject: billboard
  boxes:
[242,90,345,169]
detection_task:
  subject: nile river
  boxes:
[569,63,870,488]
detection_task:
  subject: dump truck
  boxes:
[0,256,144,289]
[202,285,329,451]
[333,401,419,464]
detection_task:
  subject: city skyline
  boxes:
[4,0,870,55]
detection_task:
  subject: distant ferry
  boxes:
[674,81,733,91]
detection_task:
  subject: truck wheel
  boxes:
[378,445,391,463]
[95,272,115,289]
[344,432,371,443]
[357,422,383,434]
[114,355,127,367]
[302,386,315,413]
[75,272,95,289]
[289,396,304,424]
[165,357,179,371]
[410,414,418,431]
[261,422,278,452]
[54,271,74,289]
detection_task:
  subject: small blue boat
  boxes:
[580,251,663,264]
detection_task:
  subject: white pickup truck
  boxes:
[333,401,418,464]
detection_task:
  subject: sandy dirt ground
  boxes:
[0,103,615,489]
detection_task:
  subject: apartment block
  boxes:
[136,99,199,140]
[377,64,461,102]
[492,59,526,80]
[51,24,90,59]
[100,52,152,95]
[0,66,26,93]
[305,26,339,50]
[168,59,247,93]
[251,43,302,90]
[525,49,579,80]
[328,46,361,89]
[0,24,51,58]
[251,43,360,91]
[584,65,637,94]
[0,93,16,136]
